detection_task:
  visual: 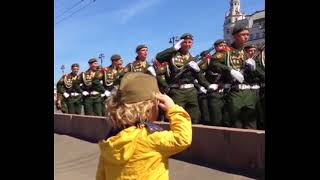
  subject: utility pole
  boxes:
[98,53,105,68]
[169,35,180,47]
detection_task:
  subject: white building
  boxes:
[223,0,265,48]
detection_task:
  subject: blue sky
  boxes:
[54,0,264,83]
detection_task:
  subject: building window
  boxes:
[226,29,230,34]
[250,34,254,40]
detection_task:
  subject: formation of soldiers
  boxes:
[55,24,265,130]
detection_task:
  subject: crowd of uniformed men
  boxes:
[55,25,265,130]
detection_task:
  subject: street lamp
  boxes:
[169,36,180,47]
[61,64,65,75]
[98,53,105,68]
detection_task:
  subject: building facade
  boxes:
[223,0,265,48]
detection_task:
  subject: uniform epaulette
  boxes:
[213,52,225,59]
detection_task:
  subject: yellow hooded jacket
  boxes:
[96,104,192,180]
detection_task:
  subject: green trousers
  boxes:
[169,87,200,124]
[198,93,210,125]
[225,89,258,129]
[65,96,82,114]
[83,96,103,116]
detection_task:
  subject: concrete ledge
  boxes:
[157,122,265,177]
[54,113,264,177]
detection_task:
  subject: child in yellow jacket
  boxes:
[96,72,192,180]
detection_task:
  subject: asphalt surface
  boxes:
[54,134,255,180]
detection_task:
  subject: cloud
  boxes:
[113,0,161,24]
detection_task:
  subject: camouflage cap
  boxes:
[110,54,122,61]
[71,63,79,68]
[136,44,148,52]
[214,39,226,46]
[88,58,98,64]
[244,44,257,49]
[180,33,193,40]
[119,72,160,103]
[232,25,249,35]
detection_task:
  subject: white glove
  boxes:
[199,86,207,94]
[101,93,106,97]
[82,91,89,96]
[104,90,111,97]
[63,92,69,98]
[188,61,200,72]
[147,66,157,76]
[230,69,244,83]
[245,58,256,71]
[208,84,219,91]
[74,92,79,96]
[174,39,184,50]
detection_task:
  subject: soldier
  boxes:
[155,33,215,124]
[56,63,82,114]
[153,58,169,94]
[208,25,260,129]
[245,44,265,129]
[126,44,152,73]
[78,58,104,116]
[95,54,129,115]
[244,44,257,58]
[201,39,231,126]
[196,50,214,125]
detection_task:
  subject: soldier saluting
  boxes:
[155,33,213,124]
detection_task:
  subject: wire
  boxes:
[55,0,85,19]
[55,0,96,25]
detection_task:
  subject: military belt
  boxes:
[171,83,194,89]
[70,92,80,97]
[236,84,260,90]
[90,91,100,96]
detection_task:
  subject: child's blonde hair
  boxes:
[105,92,157,129]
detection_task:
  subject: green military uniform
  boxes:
[55,93,68,113]
[155,33,210,124]
[153,60,170,94]
[126,59,151,73]
[126,44,151,73]
[56,70,82,114]
[79,59,104,116]
[152,59,170,122]
[208,41,260,129]
[194,79,211,125]
[99,65,127,92]
[201,40,230,126]
[254,48,265,129]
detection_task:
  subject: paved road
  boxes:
[54,134,255,180]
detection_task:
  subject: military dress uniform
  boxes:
[153,59,170,94]
[155,33,210,124]
[208,42,260,129]
[202,40,231,126]
[253,47,265,129]
[56,70,82,114]
[126,59,151,73]
[79,60,104,116]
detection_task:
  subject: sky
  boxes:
[54,0,264,83]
